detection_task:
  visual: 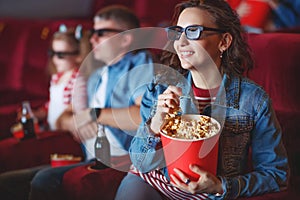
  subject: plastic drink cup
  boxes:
[160,114,221,181]
[240,0,271,29]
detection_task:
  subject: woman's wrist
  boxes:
[150,114,163,134]
[215,176,227,198]
[215,177,224,195]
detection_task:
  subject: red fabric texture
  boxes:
[247,33,300,113]
[0,131,83,173]
[92,0,181,26]
[62,163,128,200]
[0,19,28,90]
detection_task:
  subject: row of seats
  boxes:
[0,18,93,139]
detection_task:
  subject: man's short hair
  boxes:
[94,5,140,30]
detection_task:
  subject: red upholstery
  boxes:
[0,19,28,91]
[0,131,84,173]
[241,33,300,199]
[63,163,128,200]
[92,0,181,26]
[247,33,300,112]
[62,156,131,199]
[22,21,53,97]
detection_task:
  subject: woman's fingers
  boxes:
[165,85,183,96]
[157,86,182,111]
[151,85,183,133]
[189,164,205,175]
[173,168,190,185]
[170,174,187,188]
[171,169,198,194]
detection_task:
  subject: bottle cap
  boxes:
[97,124,106,137]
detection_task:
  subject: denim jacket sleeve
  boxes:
[220,92,289,199]
[129,82,167,172]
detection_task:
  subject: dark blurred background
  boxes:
[0,0,182,26]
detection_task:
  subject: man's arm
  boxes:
[56,107,97,142]
[97,96,142,131]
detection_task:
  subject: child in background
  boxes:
[33,24,89,131]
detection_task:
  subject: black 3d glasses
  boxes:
[48,50,79,59]
[90,28,124,37]
[165,25,226,41]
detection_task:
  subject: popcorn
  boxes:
[161,115,219,140]
[50,154,82,167]
[50,154,81,161]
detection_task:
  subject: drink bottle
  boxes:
[94,124,111,169]
[20,101,36,139]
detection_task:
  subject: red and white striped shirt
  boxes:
[132,169,209,200]
[49,68,87,112]
[192,83,219,113]
[47,68,87,130]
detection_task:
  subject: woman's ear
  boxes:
[219,32,232,52]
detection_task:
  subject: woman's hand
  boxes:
[170,164,223,195]
[150,85,182,133]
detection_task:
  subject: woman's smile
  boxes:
[179,50,195,58]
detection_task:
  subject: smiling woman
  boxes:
[115,0,289,199]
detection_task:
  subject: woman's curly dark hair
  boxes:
[161,0,254,77]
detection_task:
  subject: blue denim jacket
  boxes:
[129,72,289,199]
[86,51,154,152]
